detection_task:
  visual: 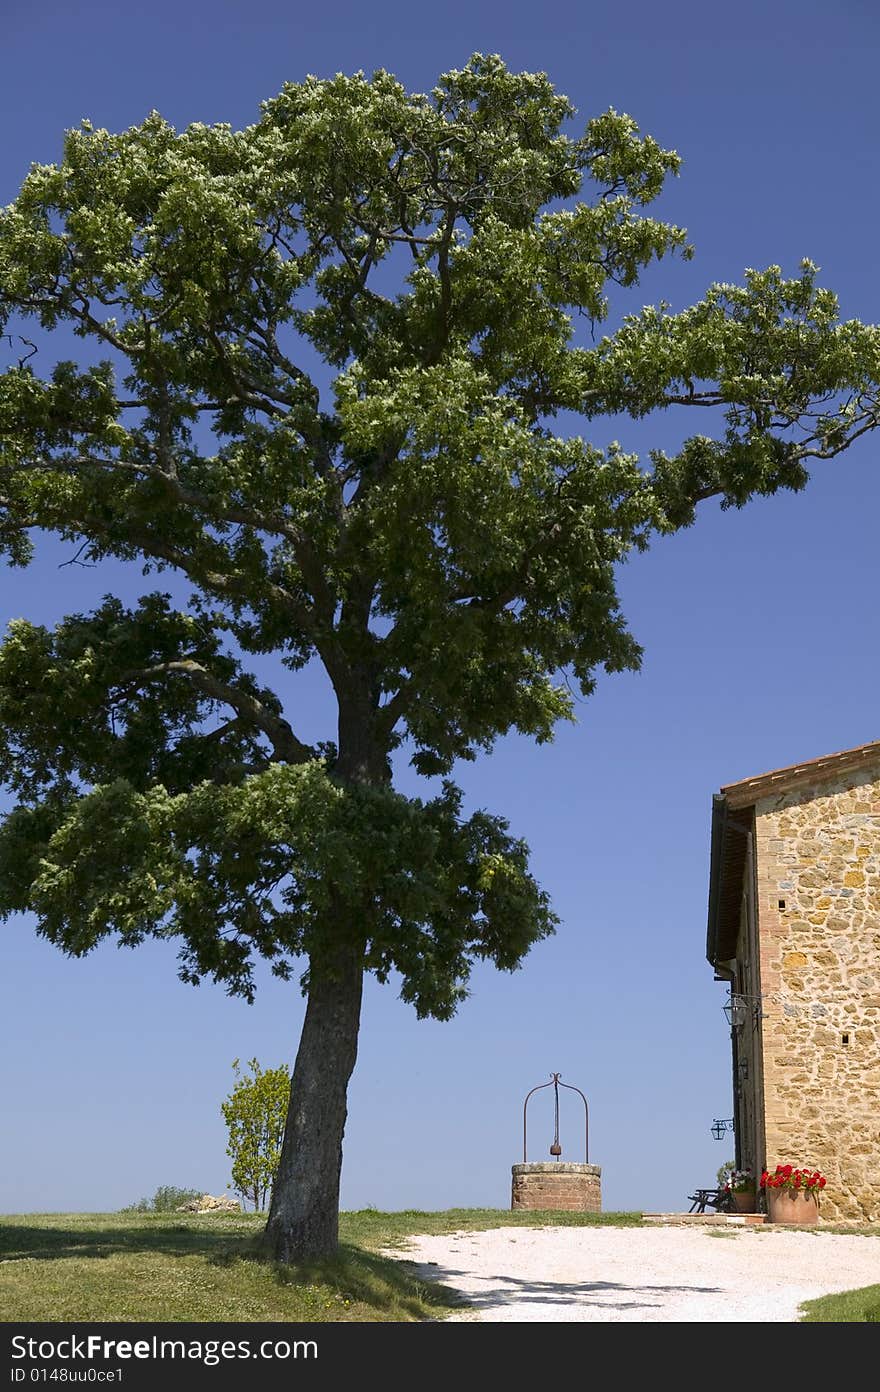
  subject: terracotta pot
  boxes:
[731,1190,757,1213]
[766,1187,820,1225]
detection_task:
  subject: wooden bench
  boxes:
[688,1187,733,1214]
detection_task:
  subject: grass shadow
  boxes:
[0,1215,465,1322]
[0,1218,260,1264]
[268,1244,466,1320]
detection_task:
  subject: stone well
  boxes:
[511,1162,602,1212]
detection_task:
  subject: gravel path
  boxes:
[386,1225,880,1322]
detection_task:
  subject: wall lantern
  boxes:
[723,995,747,1029]
[710,1117,735,1141]
[723,991,763,1030]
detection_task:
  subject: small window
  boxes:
[842,1033,850,1046]
[778,898,786,911]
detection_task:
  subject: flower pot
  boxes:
[766,1188,820,1225]
[731,1190,757,1213]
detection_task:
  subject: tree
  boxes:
[717,1160,736,1189]
[0,54,878,1261]
[221,1057,290,1211]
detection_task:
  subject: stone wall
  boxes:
[511,1162,601,1212]
[754,765,880,1220]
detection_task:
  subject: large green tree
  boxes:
[1,55,877,1261]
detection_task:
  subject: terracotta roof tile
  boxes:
[720,738,880,809]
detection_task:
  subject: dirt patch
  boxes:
[385,1223,880,1322]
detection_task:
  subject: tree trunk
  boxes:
[264,940,364,1262]
[265,686,382,1262]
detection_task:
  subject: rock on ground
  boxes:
[177,1193,241,1213]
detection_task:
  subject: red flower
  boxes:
[760,1162,827,1196]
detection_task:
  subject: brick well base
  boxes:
[511,1162,602,1212]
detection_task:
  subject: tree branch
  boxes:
[120,659,314,764]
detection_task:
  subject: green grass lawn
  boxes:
[4,1208,878,1322]
[799,1284,880,1322]
[0,1208,639,1323]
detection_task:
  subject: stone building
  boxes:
[706,739,880,1220]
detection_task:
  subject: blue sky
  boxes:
[1,0,878,1216]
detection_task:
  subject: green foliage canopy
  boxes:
[0,54,878,1017]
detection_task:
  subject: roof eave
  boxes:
[721,740,880,809]
[706,794,727,967]
[706,797,752,969]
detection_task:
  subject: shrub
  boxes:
[120,1185,202,1214]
